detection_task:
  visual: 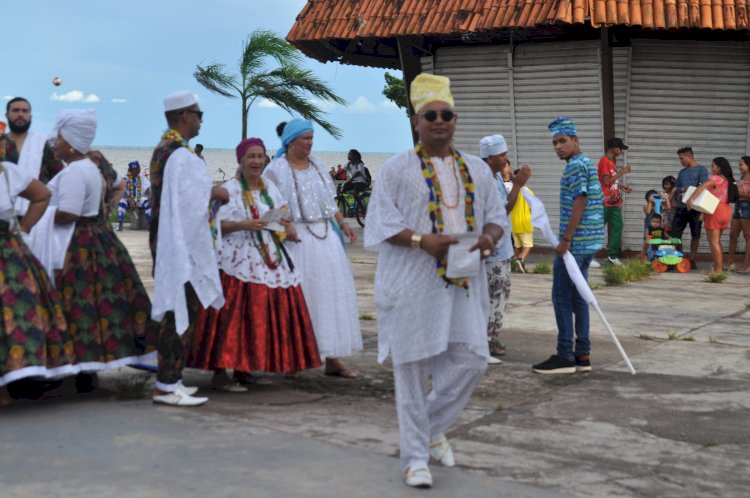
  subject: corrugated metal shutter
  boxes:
[623,40,750,253]
[513,40,604,244]
[613,47,630,146]
[428,45,513,157]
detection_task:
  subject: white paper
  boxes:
[261,207,290,232]
[445,232,481,279]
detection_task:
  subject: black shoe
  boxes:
[532,355,576,374]
[75,373,97,394]
[116,221,123,232]
[690,259,698,270]
[575,354,592,373]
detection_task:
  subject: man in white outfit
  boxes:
[364,74,504,488]
[0,97,64,216]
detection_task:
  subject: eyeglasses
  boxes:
[184,110,204,119]
[420,110,455,122]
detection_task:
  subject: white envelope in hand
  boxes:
[262,207,290,232]
[446,232,481,279]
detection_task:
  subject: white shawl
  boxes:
[150,147,224,335]
[13,131,47,215]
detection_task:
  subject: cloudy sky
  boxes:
[2,0,413,152]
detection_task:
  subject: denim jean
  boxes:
[552,254,592,362]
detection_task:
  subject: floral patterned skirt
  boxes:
[0,225,76,386]
[188,271,321,373]
[55,218,157,370]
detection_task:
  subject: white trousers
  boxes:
[393,343,487,471]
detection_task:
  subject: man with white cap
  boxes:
[479,134,531,364]
[0,97,64,216]
[365,74,503,488]
[532,117,603,375]
[148,91,228,406]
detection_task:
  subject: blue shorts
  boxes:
[733,201,750,220]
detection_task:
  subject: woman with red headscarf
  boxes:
[188,138,321,390]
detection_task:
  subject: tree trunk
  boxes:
[241,96,248,140]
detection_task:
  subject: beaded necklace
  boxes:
[161,129,192,152]
[240,176,283,269]
[415,144,476,290]
[128,175,142,205]
[290,158,329,240]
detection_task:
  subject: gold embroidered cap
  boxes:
[410,74,454,113]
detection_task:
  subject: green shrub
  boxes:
[704,271,728,283]
[532,261,552,274]
[603,259,651,286]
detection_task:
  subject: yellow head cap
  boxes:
[410,73,454,113]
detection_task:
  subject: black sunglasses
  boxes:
[420,110,455,122]
[184,109,204,119]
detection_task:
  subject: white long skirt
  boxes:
[289,220,363,358]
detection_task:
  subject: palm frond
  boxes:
[257,86,343,139]
[266,64,347,106]
[239,29,301,79]
[194,63,240,98]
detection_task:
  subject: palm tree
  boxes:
[194,29,346,140]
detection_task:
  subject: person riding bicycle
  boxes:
[341,149,370,195]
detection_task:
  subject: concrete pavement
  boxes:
[1,225,748,497]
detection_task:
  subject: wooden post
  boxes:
[600,28,616,148]
[397,37,423,145]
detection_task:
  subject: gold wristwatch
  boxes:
[411,233,422,249]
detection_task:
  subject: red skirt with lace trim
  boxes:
[188,271,321,373]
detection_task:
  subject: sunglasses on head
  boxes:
[420,110,455,122]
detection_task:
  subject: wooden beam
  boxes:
[397,37,423,145]
[600,27,616,148]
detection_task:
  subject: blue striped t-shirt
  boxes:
[560,153,604,255]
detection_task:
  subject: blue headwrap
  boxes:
[128,160,140,170]
[273,118,314,159]
[548,117,577,138]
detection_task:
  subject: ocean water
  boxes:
[98,146,397,182]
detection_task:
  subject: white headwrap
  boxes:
[479,134,508,158]
[52,109,97,154]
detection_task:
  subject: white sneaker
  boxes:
[404,465,432,488]
[590,260,601,268]
[487,356,503,365]
[153,390,208,407]
[607,257,623,266]
[429,433,456,467]
[178,384,199,396]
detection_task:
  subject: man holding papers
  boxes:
[364,73,503,489]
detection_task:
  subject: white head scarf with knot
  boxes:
[52,109,97,154]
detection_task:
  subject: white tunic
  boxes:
[0,161,33,222]
[364,149,504,366]
[263,155,362,358]
[217,178,298,287]
[151,147,224,335]
[13,131,46,216]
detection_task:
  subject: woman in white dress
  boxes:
[265,119,362,378]
[188,138,321,387]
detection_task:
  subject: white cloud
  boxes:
[378,99,400,110]
[3,95,12,101]
[50,90,100,103]
[111,98,128,104]
[344,96,378,114]
[308,98,336,112]
[258,98,279,108]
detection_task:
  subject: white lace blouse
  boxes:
[263,155,338,223]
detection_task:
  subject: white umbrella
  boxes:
[522,190,636,375]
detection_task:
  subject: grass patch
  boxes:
[589,283,603,291]
[744,302,750,310]
[359,313,375,321]
[495,403,505,412]
[703,439,720,447]
[704,271,728,283]
[603,259,651,286]
[532,261,552,274]
[638,333,655,341]
[667,331,679,340]
[114,375,151,400]
[708,336,718,344]
[682,336,695,342]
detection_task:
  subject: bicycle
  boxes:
[335,183,371,227]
